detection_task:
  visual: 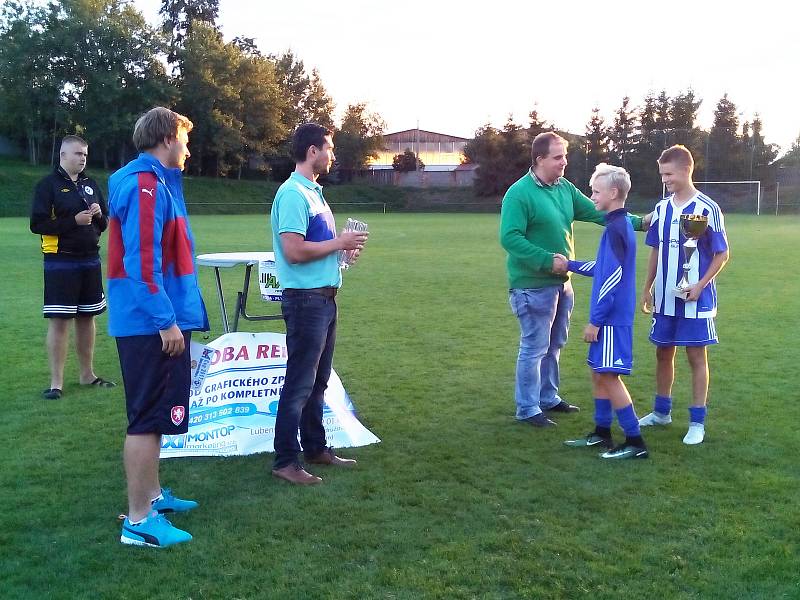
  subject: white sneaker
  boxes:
[683,423,705,445]
[638,411,672,427]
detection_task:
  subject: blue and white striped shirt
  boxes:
[645,192,728,318]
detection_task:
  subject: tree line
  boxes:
[464,91,782,198]
[0,0,385,179]
[2,1,795,193]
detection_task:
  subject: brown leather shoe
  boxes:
[305,447,357,467]
[271,464,322,485]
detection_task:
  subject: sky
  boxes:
[135,0,799,156]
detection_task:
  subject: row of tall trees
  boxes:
[0,0,170,167]
[779,135,800,166]
[0,0,385,178]
[465,91,780,197]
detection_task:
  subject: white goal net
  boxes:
[662,180,762,214]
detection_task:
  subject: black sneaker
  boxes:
[521,413,556,427]
[599,443,649,460]
[564,432,613,449]
[546,400,580,413]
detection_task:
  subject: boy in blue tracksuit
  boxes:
[561,164,648,459]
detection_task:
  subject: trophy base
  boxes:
[673,286,691,301]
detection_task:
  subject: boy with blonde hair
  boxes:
[561,163,648,459]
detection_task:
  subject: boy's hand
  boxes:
[683,282,703,302]
[641,289,653,314]
[583,323,599,343]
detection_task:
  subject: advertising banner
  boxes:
[160,331,380,458]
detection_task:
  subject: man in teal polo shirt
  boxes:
[500,132,646,427]
[270,123,368,485]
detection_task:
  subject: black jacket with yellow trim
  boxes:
[30,166,108,258]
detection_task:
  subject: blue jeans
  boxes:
[509,283,574,419]
[273,290,337,469]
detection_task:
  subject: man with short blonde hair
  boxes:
[30,135,115,400]
[107,107,208,547]
[132,107,194,151]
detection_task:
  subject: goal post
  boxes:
[662,180,762,215]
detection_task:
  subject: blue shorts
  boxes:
[587,325,632,374]
[116,332,192,435]
[649,314,718,347]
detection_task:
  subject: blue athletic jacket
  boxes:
[568,208,637,327]
[106,153,208,337]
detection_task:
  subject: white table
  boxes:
[196,252,282,333]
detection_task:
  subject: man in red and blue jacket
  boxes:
[107,107,208,548]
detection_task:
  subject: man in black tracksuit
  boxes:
[30,135,115,399]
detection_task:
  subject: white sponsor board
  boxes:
[160,331,380,458]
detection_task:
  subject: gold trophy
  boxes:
[674,214,709,299]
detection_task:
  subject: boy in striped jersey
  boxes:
[639,146,729,445]
[561,164,648,459]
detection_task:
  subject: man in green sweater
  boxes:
[500,132,645,427]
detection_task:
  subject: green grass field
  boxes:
[1,213,799,599]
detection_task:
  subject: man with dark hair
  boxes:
[30,135,115,400]
[500,132,647,428]
[270,123,368,485]
[107,107,208,547]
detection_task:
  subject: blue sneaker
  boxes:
[151,488,198,514]
[120,511,192,547]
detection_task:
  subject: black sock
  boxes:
[626,435,645,448]
[594,426,612,438]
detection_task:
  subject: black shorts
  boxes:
[43,257,106,318]
[116,332,192,435]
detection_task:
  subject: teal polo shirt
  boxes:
[270,171,341,289]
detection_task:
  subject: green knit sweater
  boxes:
[499,171,643,289]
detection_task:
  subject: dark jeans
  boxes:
[273,290,337,469]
